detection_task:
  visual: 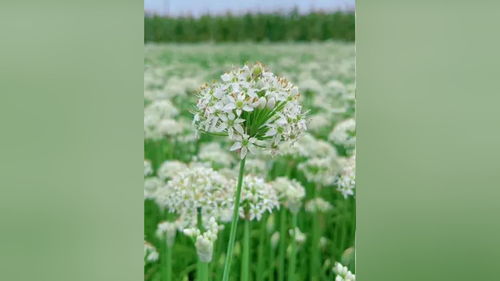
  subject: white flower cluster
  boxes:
[156,220,180,248]
[329,118,356,152]
[144,159,161,200]
[144,241,159,263]
[305,198,333,213]
[243,158,268,176]
[240,175,279,220]
[144,177,162,200]
[271,177,305,213]
[183,217,220,263]
[333,262,356,281]
[155,166,233,228]
[144,99,181,140]
[193,63,307,159]
[289,227,306,244]
[336,155,356,198]
[157,160,188,181]
[298,157,341,186]
[280,133,337,159]
[198,142,235,169]
[144,159,153,177]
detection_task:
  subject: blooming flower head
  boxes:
[156,220,180,248]
[329,118,356,153]
[305,198,333,213]
[157,160,188,181]
[193,63,307,159]
[155,166,233,228]
[298,156,341,186]
[333,262,356,281]
[144,99,180,140]
[144,241,159,263]
[336,155,356,198]
[198,142,235,169]
[271,177,305,213]
[240,175,279,220]
[144,177,162,200]
[279,133,337,159]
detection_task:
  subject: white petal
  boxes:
[230,142,242,151]
[265,128,277,137]
[234,124,244,135]
[247,144,257,154]
[243,105,254,112]
[223,103,236,111]
[240,147,248,159]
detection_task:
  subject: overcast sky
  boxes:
[144,0,355,16]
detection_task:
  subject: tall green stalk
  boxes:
[222,157,247,281]
[241,219,251,281]
[310,185,320,281]
[199,262,209,281]
[256,217,267,281]
[278,208,286,281]
[166,246,172,281]
[288,213,298,281]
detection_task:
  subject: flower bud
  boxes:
[257,97,267,109]
[195,236,214,263]
[266,97,276,109]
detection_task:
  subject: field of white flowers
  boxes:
[144,42,356,281]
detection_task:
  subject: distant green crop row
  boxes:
[145,11,355,43]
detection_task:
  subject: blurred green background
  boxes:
[144,11,355,43]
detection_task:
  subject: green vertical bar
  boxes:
[357,1,500,281]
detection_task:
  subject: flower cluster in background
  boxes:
[144,42,356,281]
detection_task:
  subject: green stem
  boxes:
[199,261,209,281]
[310,185,320,281]
[166,245,172,281]
[241,219,251,281]
[278,208,286,281]
[288,213,298,281]
[268,234,275,281]
[256,217,266,281]
[222,157,247,281]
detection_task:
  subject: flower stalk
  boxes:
[241,219,251,281]
[278,207,286,281]
[221,157,246,281]
[288,213,298,281]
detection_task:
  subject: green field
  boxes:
[144,42,356,281]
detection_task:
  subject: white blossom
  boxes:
[157,160,188,181]
[155,166,233,229]
[336,155,355,198]
[239,175,279,221]
[305,198,333,213]
[156,221,180,248]
[198,142,235,169]
[183,217,220,263]
[193,63,307,158]
[271,177,305,213]
[289,227,306,244]
[144,177,162,200]
[144,159,153,177]
[329,118,356,152]
[333,262,356,281]
[298,156,341,186]
[144,241,159,263]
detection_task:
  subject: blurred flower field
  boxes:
[144,42,356,281]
